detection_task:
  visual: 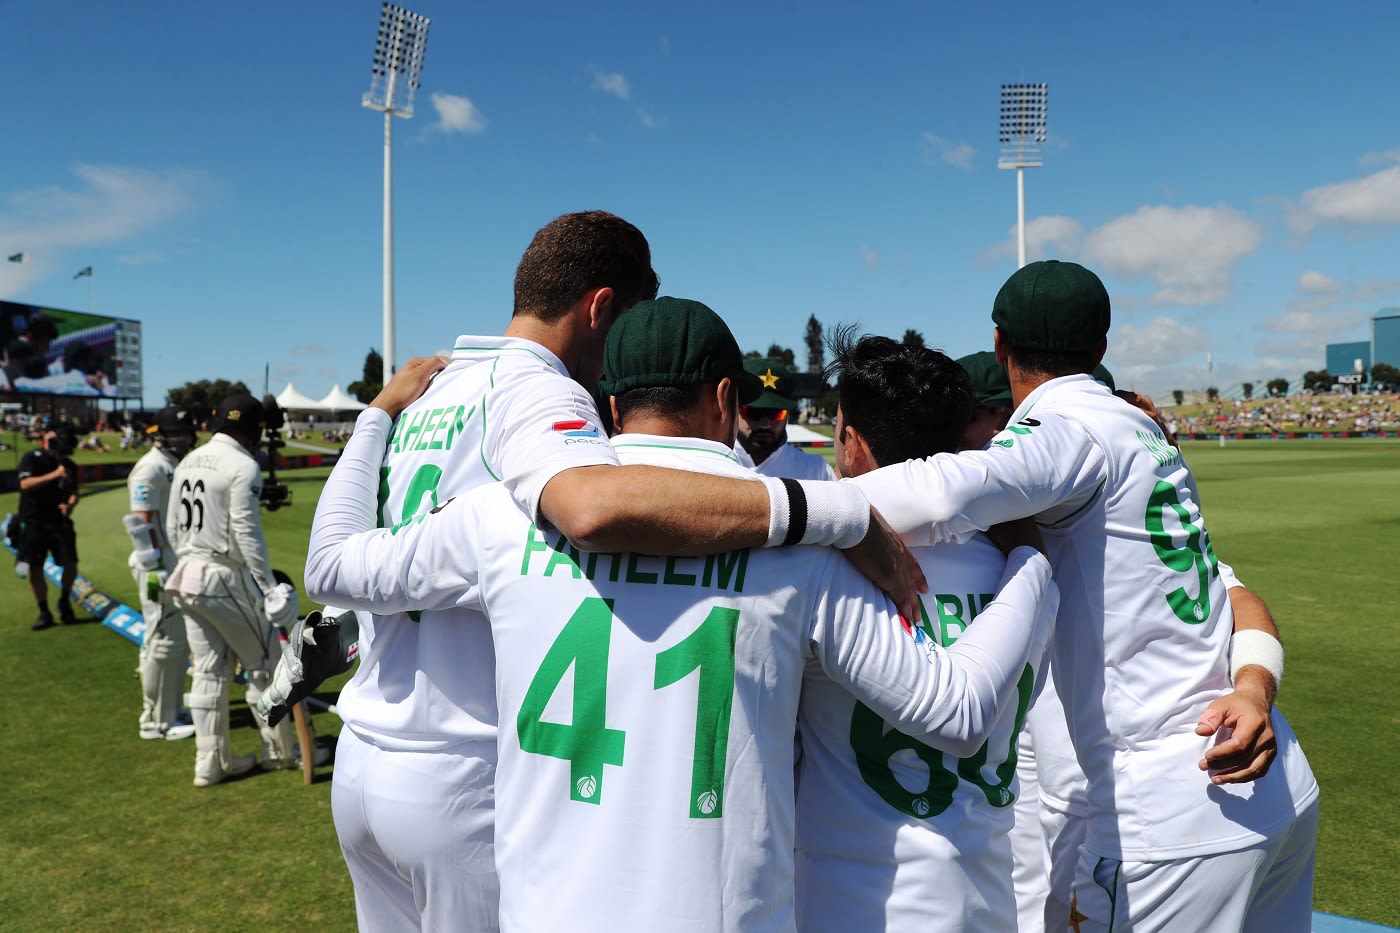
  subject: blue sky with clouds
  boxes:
[3,0,1399,406]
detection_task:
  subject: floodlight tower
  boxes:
[363,2,430,378]
[998,83,1048,269]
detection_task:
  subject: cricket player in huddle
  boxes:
[849,260,1319,932]
[125,407,198,741]
[304,212,922,932]
[735,357,836,480]
[794,332,1051,932]
[307,296,1058,932]
[164,393,309,786]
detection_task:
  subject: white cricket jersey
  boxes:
[751,441,837,481]
[795,534,1051,933]
[128,446,179,563]
[305,335,617,752]
[309,427,1058,933]
[167,434,275,593]
[850,374,1318,860]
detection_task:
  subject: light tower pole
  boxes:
[998,83,1048,269]
[363,2,430,378]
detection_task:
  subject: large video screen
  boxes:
[1,300,142,399]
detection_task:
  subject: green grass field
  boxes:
[1,441,1397,929]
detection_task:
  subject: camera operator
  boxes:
[163,392,310,786]
[19,417,80,631]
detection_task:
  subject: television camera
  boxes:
[259,393,292,512]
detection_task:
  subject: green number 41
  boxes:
[516,596,738,819]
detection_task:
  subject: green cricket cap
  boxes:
[957,350,1013,407]
[742,357,798,411]
[601,297,763,403]
[992,260,1111,353]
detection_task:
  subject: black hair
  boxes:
[826,324,974,465]
[513,211,660,322]
[612,383,706,427]
[1000,341,1100,380]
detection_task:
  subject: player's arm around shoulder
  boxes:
[847,411,1107,545]
[810,545,1056,758]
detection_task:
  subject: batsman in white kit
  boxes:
[307,297,1058,932]
[851,261,1319,933]
[124,407,198,742]
[305,215,922,933]
[164,393,305,786]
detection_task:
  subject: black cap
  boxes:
[213,392,265,434]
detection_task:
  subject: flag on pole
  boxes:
[6,252,22,263]
[74,266,93,279]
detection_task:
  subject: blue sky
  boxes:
[3,0,1399,407]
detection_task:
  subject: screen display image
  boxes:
[1,300,141,398]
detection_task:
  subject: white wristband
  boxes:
[800,479,870,549]
[760,477,789,547]
[1230,629,1284,689]
[759,476,869,549]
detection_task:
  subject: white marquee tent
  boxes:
[318,384,367,414]
[274,383,323,412]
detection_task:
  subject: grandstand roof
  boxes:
[1375,307,1400,320]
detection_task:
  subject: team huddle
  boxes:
[284,211,1317,932]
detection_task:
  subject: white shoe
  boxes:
[164,721,196,741]
[193,754,256,788]
[139,726,165,740]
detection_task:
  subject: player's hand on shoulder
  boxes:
[844,506,927,623]
[372,355,449,418]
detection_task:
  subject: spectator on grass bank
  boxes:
[18,418,81,631]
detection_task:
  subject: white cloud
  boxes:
[1082,204,1262,305]
[1259,308,1368,338]
[428,92,486,134]
[982,215,1084,262]
[920,133,975,170]
[320,367,338,380]
[292,344,324,357]
[0,163,201,294]
[859,245,879,270]
[590,68,630,100]
[1298,269,1342,294]
[1110,316,1210,368]
[1359,148,1400,167]
[637,109,659,129]
[1290,165,1400,233]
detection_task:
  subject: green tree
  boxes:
[1242,382,1254,400]
[1302,370,1334,393]
[1267,377,1290,397]
[1370,362,1400,387]
[902,329,926,349]
[764,344,796,368]
[347,348,384,404]
[165,379,252,424]
[1206,386,1219,401]
[1172,389,1185,406]
[804,316,824,374]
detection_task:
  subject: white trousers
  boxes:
[171,560,292,776]
[1065,799,1319,933]
[131,554,189,733]
[332,727,499,933]
[1010,733,1049,933]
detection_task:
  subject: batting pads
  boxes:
[254,608,361,728]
